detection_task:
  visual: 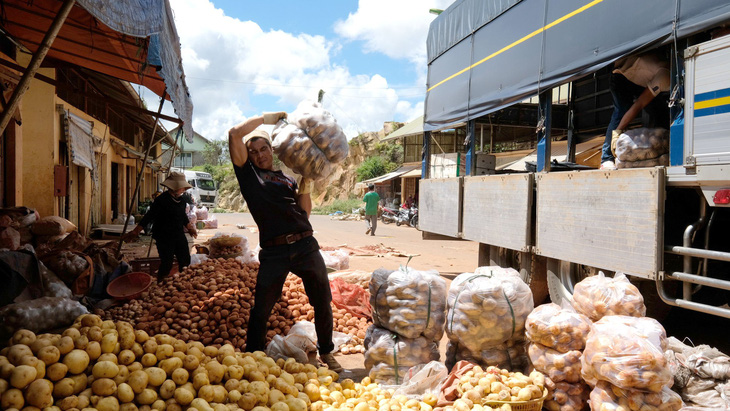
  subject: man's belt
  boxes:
[261,230,313,247]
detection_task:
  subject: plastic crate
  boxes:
[129,257,178,275]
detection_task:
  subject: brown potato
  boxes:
[25,378,54,408]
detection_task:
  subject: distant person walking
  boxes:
[363,184,380,236]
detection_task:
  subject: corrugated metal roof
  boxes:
[362,164,420,184]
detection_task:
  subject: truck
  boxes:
[419,0,730,319]
[170,167,218,208]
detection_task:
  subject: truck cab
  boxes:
[171,167,218,208]
[419,0,730,319]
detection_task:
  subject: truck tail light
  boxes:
[713,189,730,204]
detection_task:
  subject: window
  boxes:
[198,179,216,190]
[174,152,192,168]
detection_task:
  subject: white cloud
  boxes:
[154,0,453,142]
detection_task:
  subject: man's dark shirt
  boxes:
[139,191,189,241]
[234,161,311,244]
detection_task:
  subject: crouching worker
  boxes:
[228,112,343,373]
[123,172,198,280]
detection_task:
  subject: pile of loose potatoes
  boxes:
[284,275,370,354]
[0,314,445,411]
[102,258,295,350]
[452,366,546,411]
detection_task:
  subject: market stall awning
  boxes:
[0,0,194,142]
[382,116,424,142]
[363,164,421,184]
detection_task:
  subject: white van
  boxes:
[171,168,218,208]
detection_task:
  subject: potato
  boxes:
[101,333,118,354]
[159,357,182,376]
[198,385,216,402]
[205,361,225,384]
[145,367,166,386]
[25,378,53,408]
[1,387,24,409]
[143,340,158,354]
[63,349,90,374]
[0,363,13,379]
[11,330,36,346]
[37,346,61,366]
[190,398,214,411]
[141,353,157,368]
[128,370,149,394]
[20,356,45,379]
[73,334,89,350]
[55,336,75,355]
[118,350,135,366]
[7,345,32,366]
[120,403,139,411]
[128,362,143,373]
[151,399,166,410]
[92,378,117,396]
[174,387,194,405]
[56,395,79,410]
[30,337,53,355]
[97,396,120,411]
[193,372,210,390]
[10,365,37,388]
[92,361,119,379]
[87,326,103,342]
[183,355,200,371]
[117,382,135,403]
[98,353,118,364]
[136,388,158,405]
[69,373,88,394]
[80,314,103,328]
[53,377,76,398]
[238,393,257,411]
[172,368,189,385]
[135,330,150,344]
[157,379,175,400]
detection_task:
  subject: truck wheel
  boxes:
[546,260,592,306]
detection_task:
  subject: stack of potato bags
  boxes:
[583,315,683,411]
[364,266,447,384]
[445,266,534,371]
[271,101,349,180]
[614,127,669,169]
[525,303,592,411]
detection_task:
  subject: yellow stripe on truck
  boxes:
[427,0,605,92]
[694,95,730,110]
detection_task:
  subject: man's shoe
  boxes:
[600,160,617,170]
[365,227,371,235]
[320,353,344,373]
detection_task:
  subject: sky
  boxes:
[142,0,454,142]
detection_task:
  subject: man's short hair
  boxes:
[368,184,375,191]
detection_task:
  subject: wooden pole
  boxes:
[118,91,166,253]
[0,0,76,136]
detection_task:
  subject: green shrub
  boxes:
[356,156,398,182]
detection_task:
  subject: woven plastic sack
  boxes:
[544,377,590,411]
[615,127,669,162]
[571,272,646,321]
[617,153,669,169]
[271,101,348,180]
[525,302,592,352]
[369,266,447,340]
[582,315,671,392]
[446,268,534,352]
[590,381,682,411]
[330,277,371,319]
[528,342,582,383]
[364,325,440,385]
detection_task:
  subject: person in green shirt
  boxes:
[362,184,380,236]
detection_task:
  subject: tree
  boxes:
[202,140,230,166]
[356,156,398,181]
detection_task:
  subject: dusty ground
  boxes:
[122,212,477,379]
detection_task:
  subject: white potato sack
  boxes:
[616,153,669,169]
[525,303,592,352]
[544,377,590,411]
[589,381,682,411]
[445,339,529,371]
[271,101,348,181]
[446,268,534,352]
[582,315,671,392]
[571,272,646,321]
[527,343,582,383]
[615,127,669,162]
[369,266,447,341]
[363,326,439,384]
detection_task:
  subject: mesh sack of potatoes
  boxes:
[363,325,439,384]
[582,315,671,392]
[369,266,447,341]
[209,232,248,258]
[589,380,683,411]
[0,297,88,336]
[525,303,592,352]
[543,377,590,411]
[615,127,669,163]
[616,153,669,169]
[271,101,348,181]
[527,343,582,383]
[445,339,529,372]
[571,272,646,322]
[446,268,534,353]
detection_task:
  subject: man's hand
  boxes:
[298,178,314,195]
[610,129,624,157]
[263,111,287,125]
[122,226,142,243]
[187,223,198,239]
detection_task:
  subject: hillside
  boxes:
[217,123,402,211]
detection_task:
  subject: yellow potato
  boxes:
[92,361,119,379]
[113,364,130,386]
[118,350,135,366]
[128,370,149,394]
[25,378,54,408]
[53,377,76,398]
[63,349,90,374]
[7,345,32,366]
[37,346,61,366]
[172,368,189,385]
[145,367,166,386]
[117,382,135,403]
[136,388,158,405]
[159,357,182,376]
[97,353,118,364]
[69,372,88,394]
[11,330,36,346]
[174,387,194,406]
[92,378,117,396]
[1,387,24,409]
[20,356,45,379]
[56,395,79,410]
[97,396,120,411]
[159,379,176,400]
[9,364,37,388]
[55,336,75,355]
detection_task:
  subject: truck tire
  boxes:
[546,260,592,306]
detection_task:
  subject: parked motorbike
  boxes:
[396,206,418,227]
[380,206,399,224]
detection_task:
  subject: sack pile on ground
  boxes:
[664,336,730,409]
[271,100,349,180]
[208,232,246,259]
[583,315,682,411]
[366,266,447,384]
[615,127,669,169]
[525,303,592,411]
[571,272,646,321]
[445,266,533,371]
